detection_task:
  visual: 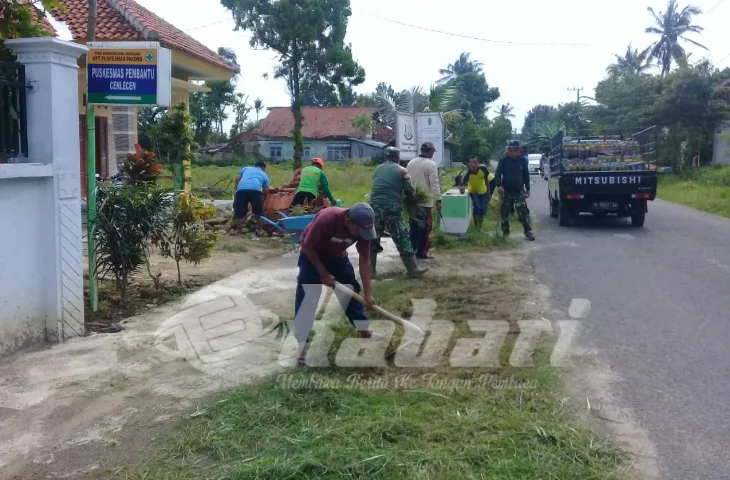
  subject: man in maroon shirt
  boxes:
[295,203,379,365]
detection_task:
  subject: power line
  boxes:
[180,13,593,47]
[360,14,594,47]
[705,0,727,13]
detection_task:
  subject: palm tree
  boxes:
[374,85,462,129]
[607,43,653,76]
[527,122,563,155]
[645,0,707,76]
[498,104,515,119]
[438,52,484,84]
[253,98,264,122]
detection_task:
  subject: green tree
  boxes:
[150,103,198,191]
[450,72,500,120]
[522,105,556,135]
[221,0,365,168]
[189,91,215,145]
[351,111,376,136]
[607,43,653,77]
[553,102,593,137]
[438,52,484,84]
[0,0,59,59]
[590,73,660,135]
[646,0,707,76]
[229,92,251,138]
[253,97,264,122]
[525,121,563,155]
[137,106,166,150]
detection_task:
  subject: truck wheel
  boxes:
[558,200,571,226]
[549,194,559,218]
[631,210,645,227]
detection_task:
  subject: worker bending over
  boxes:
[291,157,336,208]
[232,160,270,235]
[295,203,379,366]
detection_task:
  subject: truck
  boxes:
[546,126,659,228]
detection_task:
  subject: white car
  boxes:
[527,154,543,175]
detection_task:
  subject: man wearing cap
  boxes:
[295,202,378,366]
[406,141,442,259]
[291,157,336,209]
[495,140,535,241]
[369,147,429,277]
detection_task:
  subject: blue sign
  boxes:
[87,49,159,105]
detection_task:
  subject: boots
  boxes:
[402,254,429,277]
[369,252,378,278]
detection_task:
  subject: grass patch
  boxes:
[161,163,374,206]
[120,274,626,480]
[658,168,730,218]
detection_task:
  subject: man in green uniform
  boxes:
[291,157,336,208]
[369,147,429,277]
[494,140,535,241]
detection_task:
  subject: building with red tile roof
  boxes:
[232,106,401,163]
[25,0,237,194]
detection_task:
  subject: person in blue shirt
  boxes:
[232,160,270,234]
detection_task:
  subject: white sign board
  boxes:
[395,112,445,166]
[416,113,445,167]
[396,112,418,160]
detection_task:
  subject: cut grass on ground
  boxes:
[163,163,374,206]
[121,274,627,480]
[659,167,730,218]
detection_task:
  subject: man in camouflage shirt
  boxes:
[369,147,429,277]
[494,140,535,241]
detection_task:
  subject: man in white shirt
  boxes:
[406,142,442,259]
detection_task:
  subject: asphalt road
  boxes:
[526,176,730,480]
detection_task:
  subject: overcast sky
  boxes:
[138,0,730,131]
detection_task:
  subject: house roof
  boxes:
[349,138,388,148]
[48,0,235,73]
[235,106,377,141]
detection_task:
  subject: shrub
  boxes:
[154,192,218,284]
[94,184,172,300]
[121,144,164,184]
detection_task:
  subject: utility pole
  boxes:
[87,0,98,311]
[568,86,583,104]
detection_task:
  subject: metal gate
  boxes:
[0,61,28,161]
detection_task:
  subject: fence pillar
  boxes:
[8,37,89,343]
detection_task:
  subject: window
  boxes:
[269,146,282,160]
[303,147,311,160]
[327,146,350,162]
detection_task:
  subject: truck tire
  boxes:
[549,193,559,218]
[631,210,645,227]
[631,201,646,227]
[558,200,571,226]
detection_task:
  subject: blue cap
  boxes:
[348,203,377,240]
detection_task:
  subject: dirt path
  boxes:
[0,244,545,479]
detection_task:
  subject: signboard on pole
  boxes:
[396,112,446,166]
[396,112,418,161]
[416,113,445,167]
[87,42,171,106]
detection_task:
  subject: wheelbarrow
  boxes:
[258,212,316,251]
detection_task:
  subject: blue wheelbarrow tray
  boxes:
[258,212,316,250]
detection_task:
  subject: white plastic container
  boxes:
[439,188,472,235]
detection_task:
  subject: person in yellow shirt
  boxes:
[459,156,493,230]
